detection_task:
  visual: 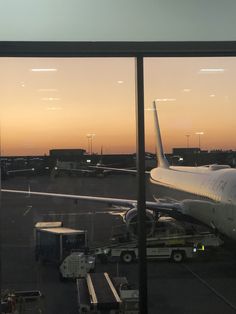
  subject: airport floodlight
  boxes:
[195,132,204,149]
[185,134,190,148]
[86,133,96,154]
[195,132,204,135]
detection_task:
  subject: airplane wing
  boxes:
[55,167,96,174]
[2,188,205,224]
[1,188,182,216]
[89,165,150,174]
[7,168,35,174]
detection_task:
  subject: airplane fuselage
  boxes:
[150,165,236,240]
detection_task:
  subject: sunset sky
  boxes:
[0,57,236,156]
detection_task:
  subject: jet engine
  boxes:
[123,207,155,237]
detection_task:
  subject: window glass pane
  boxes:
[145,57,236,314]
[0,57,140,313]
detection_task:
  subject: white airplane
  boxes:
[0,166,35,180]
[2,101,236,241]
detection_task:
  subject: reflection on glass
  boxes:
[2,56,236,314]
[1,58,142,314]
[144,57,236,314]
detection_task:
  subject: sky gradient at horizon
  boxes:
[0,57,235,156]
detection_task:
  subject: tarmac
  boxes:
[1,174,236,314]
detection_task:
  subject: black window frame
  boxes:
[1,40,236,314]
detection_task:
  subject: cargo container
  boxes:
[35,222,87,264]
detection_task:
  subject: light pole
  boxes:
[195,132,204,150]
[86,135,90,154]
[90,133,95,155]
[185,134,190,148]
[86,133,96,155]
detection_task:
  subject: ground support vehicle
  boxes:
[76,272,138,314]
[94,230,223,263]
[107,245,194,263]
[59,252,95,280]
[1,290,43,314]
[35,221,88,264]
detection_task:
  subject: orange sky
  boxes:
[0,57,236,156]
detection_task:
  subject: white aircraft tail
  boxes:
[153,101,169,168]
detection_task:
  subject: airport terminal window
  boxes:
[144,57,236,314]
[0,57,140,313]
[1,55,236,314]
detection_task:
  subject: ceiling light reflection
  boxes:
[42,97,60,101]
[38,89,58,92]
[31,68,58,72]
[199,68,225,73]
[46,107,62,111]
[155,98,176,102]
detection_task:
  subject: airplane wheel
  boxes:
[171,250,185,263]
[121,251,135,263]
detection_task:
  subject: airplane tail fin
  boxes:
[153,101,169,168]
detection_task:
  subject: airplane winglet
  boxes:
[153,101,169,168]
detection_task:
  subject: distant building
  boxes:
[171,147,236,167]
[49,149,86,161]
[49,149,135,167]
[172,148,200,155]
